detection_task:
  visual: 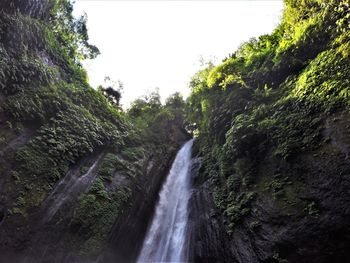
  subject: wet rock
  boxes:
[0,204,5,225]
[187,114,350,263]
[100,142,190,263]
[187,158,236,263]
[0,0,54,20]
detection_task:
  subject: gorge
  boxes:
[0,0,350,263]
[137,139,193,263]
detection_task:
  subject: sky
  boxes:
[73,0,284,108]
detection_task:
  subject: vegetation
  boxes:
[187,0,350,235]
[0,0,188,259]
[0,0,127,218]
[2,0,349,261]
[71,178,131,257]
[127,89,187,152]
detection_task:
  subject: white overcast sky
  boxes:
[74,0,284,108]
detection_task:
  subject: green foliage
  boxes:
[74,179,128,228]
[165,92,185,110]
[265,175,292,199]
[16,146,63,181]
[292,32,350,108]
[60,83,126,128]
[0,12,57,95]
[12,144,69,213]
[98,153,118,181]
[72,178,131,257]
[1,0,129,230]
[188,0,350,236]
[0,0,190,260]
[30,107,123,162]
[4,84,67,122]
[8,99,126,216]
[50,0,100,61]
[127,89,188,149]
[223,192,257,233]
[128,89,162,118]
[97,77,124,108]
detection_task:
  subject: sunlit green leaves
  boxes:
[187,0,350,236]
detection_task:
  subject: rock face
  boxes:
[0,1,192,261]
[187,113,350,263]
[0,0,53,20]
[187,157,235,263]
[0,151,106,263]
[100,140,190,263]
[0,138,190,263]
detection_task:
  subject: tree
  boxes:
[128,88,162,118]
[165,92,185,111]
[50,0,100,62]
[98,76,123,107]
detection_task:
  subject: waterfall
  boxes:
[137,139,193,263]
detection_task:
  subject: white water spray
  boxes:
[137,139,193,263]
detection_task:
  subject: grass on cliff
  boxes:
[0,0,189,259]
[187,0,350,234]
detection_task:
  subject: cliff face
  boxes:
[187,157,233,263]
[0,0,53,19]
[187,1,350,262]
[100,135,190,263]
[1,0,350,262]
[0,1,129,259]
[0,135,189,263]
[189,114,350,262]
[237,113,350,263]
[0,1,190,262]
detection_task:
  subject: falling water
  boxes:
[137,139,193,263]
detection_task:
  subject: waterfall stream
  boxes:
[137,139,193,263]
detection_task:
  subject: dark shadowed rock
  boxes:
[0,0,54,20]
[187,157,236,263]
[187,113,350,263]
[100,140,190,263]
